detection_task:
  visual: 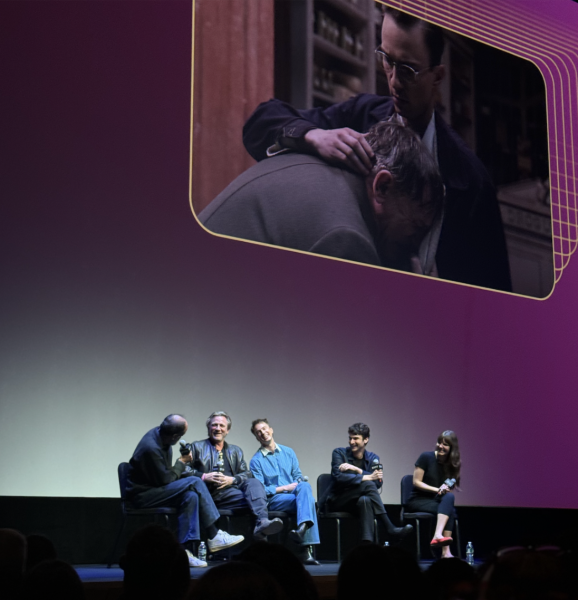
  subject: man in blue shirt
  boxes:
[250,419,320,564]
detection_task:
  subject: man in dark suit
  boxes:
[199,121,444,275]
[242,8,511,291]
[321,423,412,544]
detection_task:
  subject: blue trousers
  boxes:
[267,482,320,545]
[212,478,269,523]
[131,476,220,544]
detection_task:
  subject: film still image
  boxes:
[195,2,552,298]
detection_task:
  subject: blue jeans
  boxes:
[131,476,220,544]
[267,482,320,545]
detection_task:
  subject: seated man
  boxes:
[189,411,283,539]
[126,414,243,567]
[320,422,412,544]
[199,122,444,276]
[249,418,320,565]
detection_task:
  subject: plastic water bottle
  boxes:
[466,541,474,566]
[198,542,207,562]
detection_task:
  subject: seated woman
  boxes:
[407,430,461,558]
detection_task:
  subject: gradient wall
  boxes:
[1,0,578,508]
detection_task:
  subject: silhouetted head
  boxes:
[120,525,190,600]
[190,560,287,600]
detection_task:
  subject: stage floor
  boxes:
[77,561,340,582]
[76,558,440,581]
[77,562,341,600]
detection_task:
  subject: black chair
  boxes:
[400,474,462,560]
[317,473,377,562]
[108,462,177,568]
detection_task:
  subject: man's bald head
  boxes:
[159,414,188,445]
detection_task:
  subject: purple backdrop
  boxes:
[1,0,578,507]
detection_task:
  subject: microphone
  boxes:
[214,451,225,473]
[179,440,192,456]
[296,475,309,483]
[371,458,383,483]
[437,478,456,495]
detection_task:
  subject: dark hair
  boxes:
[206,410,232,431]
[481,548,567,600]
[237,542,318,600]
[26,534,57,572]
[348,423,370,439]
[338,545,424,600]
[383,7,445,67]
[366,121,444,220]
[437,430,461,484]
[159,414,187,437]
[23,560,85,600]
[121,525,190,600]
[190,561,287,600]
[251,418,269,435]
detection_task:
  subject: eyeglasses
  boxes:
[375,48,433,84]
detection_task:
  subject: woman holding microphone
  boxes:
[407,430,461,558]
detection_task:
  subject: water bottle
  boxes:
[466,541,474,566]
[198,542,207,562]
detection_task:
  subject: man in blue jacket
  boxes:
[322,422,412,544]
[250,418,320,564]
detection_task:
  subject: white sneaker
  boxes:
[207,529,244,552]
[185,549,207,568]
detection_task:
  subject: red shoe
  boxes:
[430,536,453,547]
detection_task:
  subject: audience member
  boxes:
[25,533,58,571]
[120,524,191,600]
[479,547,569,600]
[425,556,477,600]
[22,559,85,600]
[188,561,287,600]
[0,528,27,600]
[337,543,424,600]
[237,542,318,600]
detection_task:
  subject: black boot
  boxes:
[380,513,413,538]
[297,545,320,566]
[289,522,310,544]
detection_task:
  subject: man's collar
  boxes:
[155,427,172,449]
[421,112,437,161]
[207,438,228,450]
[346,447,365,461]
[259,444,281,456]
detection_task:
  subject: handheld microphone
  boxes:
[296,475,309,483]
[437,478,456,495]
[371,458,383,483]
[214,451,225,473]
[179,440,192,456]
